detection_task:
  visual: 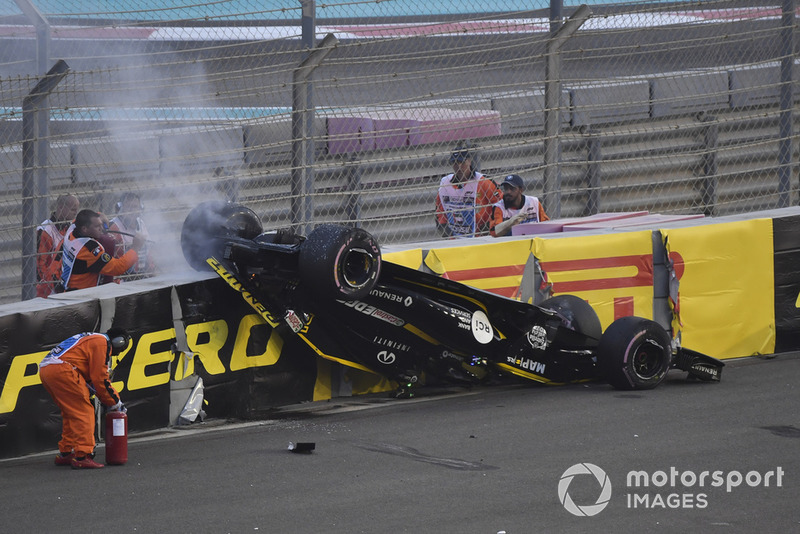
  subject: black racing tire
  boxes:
[181,201,263,271]
[539,294,602,341]
[298,224,381,301]
[598,316,672,390]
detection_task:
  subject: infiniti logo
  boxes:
[377,350,396,364]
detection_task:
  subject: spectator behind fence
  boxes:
[36,194,80,298]
[108,192,155,279]
[435,142,502,238]
[490,174,549,237]
[58,209,145,292]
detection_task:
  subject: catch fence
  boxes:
[0,0,798,303]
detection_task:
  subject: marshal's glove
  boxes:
[109,400,127,414]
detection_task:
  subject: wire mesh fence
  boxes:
[0,0,798,303]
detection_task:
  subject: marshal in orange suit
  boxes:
[39,329,130,469]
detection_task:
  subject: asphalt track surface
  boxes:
[2,352,799,533]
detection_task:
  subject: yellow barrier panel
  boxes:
[421,232,655,329]
[383,248,424,269]
[423,239,534,297]
[663,219,775,358]
[532,231,655,329]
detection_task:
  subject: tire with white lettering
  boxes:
[298,224,381,301]
[539,295,602,342]
[598,316,672,390]
[181,201,263,271]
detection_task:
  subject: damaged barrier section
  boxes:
[2,207,800,458]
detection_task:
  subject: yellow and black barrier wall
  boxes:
[1,208,799,458]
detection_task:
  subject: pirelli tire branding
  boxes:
[208,257,281,326]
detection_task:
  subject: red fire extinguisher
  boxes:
[105,410,128,465]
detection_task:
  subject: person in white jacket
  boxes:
[489,174,549,237]
[108,192,154,279]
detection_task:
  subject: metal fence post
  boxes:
[21,59,69,300]
[543,4,591,219]
[778,0,795,207]
[290,32,338,235]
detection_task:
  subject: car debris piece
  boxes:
[288,442,316,453]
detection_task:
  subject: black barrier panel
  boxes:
[0,275,327,459]
[243,334,319,417]
[108,290,175,433]
[225,361,318,420]
[0,385,62,458]
[773,213,800,252]
[173,277,253,419]
[773,214,800,352]
[0,302,101,457]
[113,287,175,332]
[0,301,100,359]
[172,278,318,419]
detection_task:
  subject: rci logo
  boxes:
[558,463,612,517]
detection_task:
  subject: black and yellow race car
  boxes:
[181,201,724,395]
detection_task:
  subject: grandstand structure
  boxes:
[0,0,797,303]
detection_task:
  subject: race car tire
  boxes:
[539,294,602,341]
[181,201,263,271]
[298,224,381,301]
[598,316,672,390]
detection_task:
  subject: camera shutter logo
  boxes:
[558,463,612,516]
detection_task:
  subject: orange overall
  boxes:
[39,333,121,456]
[60,226,138,291]
[35,220,68,297]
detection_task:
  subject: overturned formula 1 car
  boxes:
[180,201,724,395]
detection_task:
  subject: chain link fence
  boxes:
[0,0,798,303]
